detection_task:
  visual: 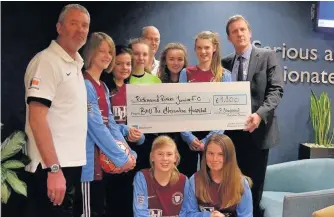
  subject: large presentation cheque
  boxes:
[126,82,251,133]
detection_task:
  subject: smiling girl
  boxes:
[74,32,144,217]
[129,38,161,84]
[155,43,197,178]
[133,135,189,217]
[178,31,232,176]
[100,44,145,217]
[186,134,253,217]
[128,38,162,177]
[157,42,188,83]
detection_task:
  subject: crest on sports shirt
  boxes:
[171,192,183,205]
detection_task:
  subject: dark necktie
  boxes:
[237,56,244,81]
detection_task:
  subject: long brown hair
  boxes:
[195,31,224,82]
[195,134,252,208]
[149,135,181,185]
[157,43,188,83]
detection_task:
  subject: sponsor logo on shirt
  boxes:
[113,106,127,122]
[29,77,40,90]
[149,209,163,217]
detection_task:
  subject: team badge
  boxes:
[171,192,183,205]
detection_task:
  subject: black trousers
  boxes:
[105,171,136,217]
[27,164,82,217]
[73,172,136,217]
[102,140,141,217]
[73,134,159,217]
[73,141,141,217]
[73,180,106,217]
[225,130,269,217]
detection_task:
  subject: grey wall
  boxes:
[108,1,334,164]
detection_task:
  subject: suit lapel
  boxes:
[225,54,235,71]
[231,54,236,70]
[246,47,259,81]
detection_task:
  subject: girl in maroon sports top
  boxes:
[156,43,197,178]
[178,31,232,176]
[102,45,132,125]
[101,45,142,217]
[157,43,188,83]
[74,32,143,217]
[133,135,189,217]
[187,134,253,217]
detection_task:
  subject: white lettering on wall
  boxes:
[253,40,333,84]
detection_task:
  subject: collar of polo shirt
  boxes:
[49,40,84,64]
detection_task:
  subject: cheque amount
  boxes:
[213,94,247,105]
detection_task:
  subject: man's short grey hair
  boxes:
[140,26,159,38]
[58,4,90,23]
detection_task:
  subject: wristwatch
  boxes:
[47,164,61,173]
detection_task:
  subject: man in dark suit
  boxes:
[222,15,284,217]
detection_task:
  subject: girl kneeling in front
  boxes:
[133,135,189,217]
[186,134,253,217]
